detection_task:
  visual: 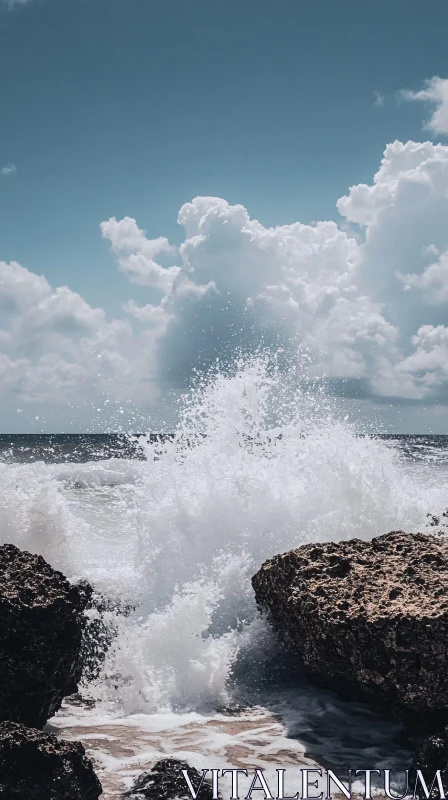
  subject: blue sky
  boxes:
[1,0,448,431]
[1,0,447,314]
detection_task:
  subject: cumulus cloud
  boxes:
[1,164,16,176]
[397,248,448,306]
[0,260,162,428]
[3,137,448,429]
[401,76,448,136]
[392,325,448,400]
[104,140,448,407]
[100,216,180,292]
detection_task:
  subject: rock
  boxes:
[123,759,215,800]
[78,581,134,683]
[412,730,448,798]
[0,543,91,728]
[77,582,116,684]
[0,721,102,799]
[426,510,448,531]
[252,531,448,721]
[64,693,96,709]
[413,728,448,772]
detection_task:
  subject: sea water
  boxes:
[0,360,447,797]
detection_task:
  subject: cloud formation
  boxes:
[1,164,16,176]
[100,216,180,292]
[2,138,448,429]
[402,76,448,135]
[101,139,448,408]
[0,260,162,428]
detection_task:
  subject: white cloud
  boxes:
[111,139,448,406]
[1,164,16,176]
[374,92,384,107]
[100,216,180,292]
[153,197,391,392]
[392,325,448,400]
[3,137,448,429]
[0,260,161,427]
[401,76,448,136]
[335,139,448,400]
[397,248,448,306]
[124,299,171,328]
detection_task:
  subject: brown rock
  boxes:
[252,531,448,719]
[0,544,91,729]
[0,721,102,799]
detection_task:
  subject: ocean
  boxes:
[1,365,447,798]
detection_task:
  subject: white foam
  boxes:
[0,358,446,769]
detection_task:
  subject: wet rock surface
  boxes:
[252,531,448,720]
[413,728,448,772]
[426,510,448,531]
[0,543,91,729]
[411,730,448,799]
[0,721,102,799]
[123,759,215,800]
[78,580,134,684]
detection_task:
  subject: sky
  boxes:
[1,0,448,432]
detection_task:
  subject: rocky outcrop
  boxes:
[0,721,102,799]
[0,543,91,729]
[252,531,448,721]
[123,759,215,800]
[0,545,104,796]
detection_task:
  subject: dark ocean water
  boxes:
[0,432,447,464]
[0,433,163,463]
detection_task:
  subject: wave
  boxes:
[0,357,447,722]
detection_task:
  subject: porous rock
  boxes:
[0,721,102,799]
[123,759,215,800]
[0,543,91,728]
[252,531,448,718]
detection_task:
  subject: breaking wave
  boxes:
[0,357,446,723]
